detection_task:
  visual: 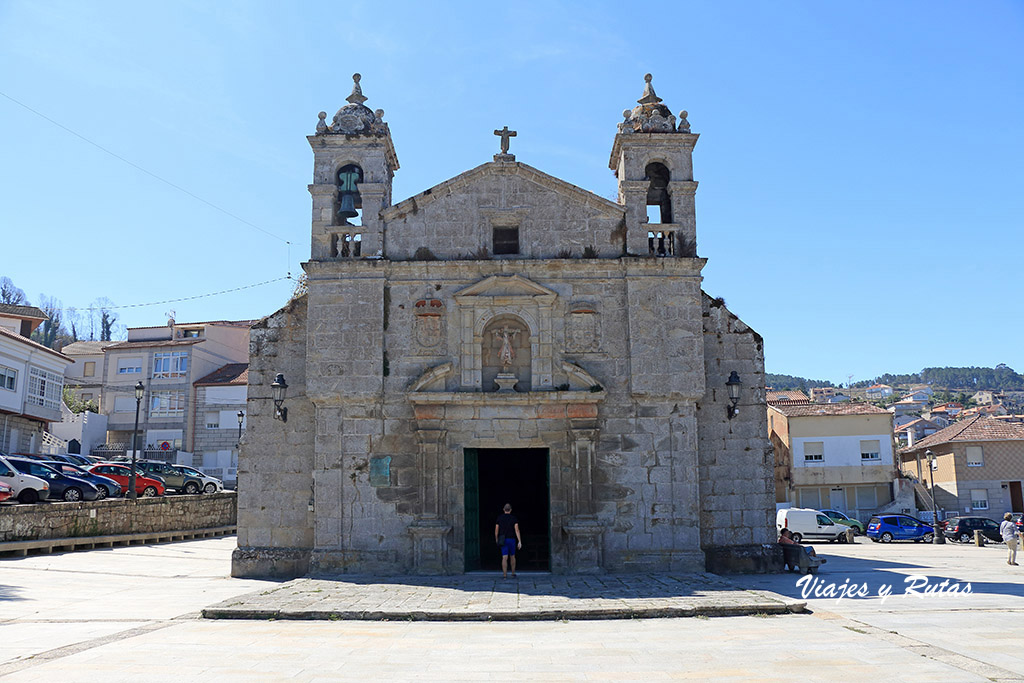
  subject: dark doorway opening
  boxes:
[464,448,550,572]
[1010,481,1023,513]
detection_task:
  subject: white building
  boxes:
[0,304,72,453]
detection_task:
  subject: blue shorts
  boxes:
[501,537,517,556]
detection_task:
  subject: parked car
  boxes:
[7,457,102,502]
[1012,513,1024,537]
[866,515,935,543]
[776,508,852,543]
[820,509,866,535]
[0,452,51,503]
[172,465,223,494]
[0,481,13,503]
[943,516,1002,544]
[57,453,97,467]
[42,461,123,499]
[134,460,203,494]
[86,463,165,497]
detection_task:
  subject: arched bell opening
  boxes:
[335,163,364,226]
[644,162,672,225]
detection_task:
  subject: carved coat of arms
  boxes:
[413,299,445,352]
[566,307,600,353]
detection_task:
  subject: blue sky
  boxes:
[1,1,1021,385]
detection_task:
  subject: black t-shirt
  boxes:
[496,513,518,538]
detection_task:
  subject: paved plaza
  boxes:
[2,536,1023,681]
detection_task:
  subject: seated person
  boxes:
[779,528,826,571]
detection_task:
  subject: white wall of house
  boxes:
[792,434,894,468]
[206,385,246,404]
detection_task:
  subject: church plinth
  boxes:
[562,516,605,574]
[408,517,453,575]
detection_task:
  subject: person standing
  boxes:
[1001,512,1019,566]
[495,503,522,578]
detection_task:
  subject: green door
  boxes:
[463,448,480,571]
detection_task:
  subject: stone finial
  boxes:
[346,73,368,105]
[677,110,691,133]
[316,111,328,134]
[637,73,662,105]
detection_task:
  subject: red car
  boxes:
[0,481,13,503]
[87,463,165,497]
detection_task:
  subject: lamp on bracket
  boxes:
[725,371,742,420]
[271,373,288,423]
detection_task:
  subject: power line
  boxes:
[52,276,292,312]
[0,90,293,246]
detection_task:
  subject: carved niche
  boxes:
[413,299,445,355]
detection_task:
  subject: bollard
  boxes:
[975,529,984,547]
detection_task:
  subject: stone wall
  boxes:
[380,163,626,261]
[0,492,236,543]
[696,293,776,568]
[233,294,315,579]
[1,414,44,454]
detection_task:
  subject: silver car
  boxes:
[172,465,223,494]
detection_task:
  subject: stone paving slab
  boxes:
[202,572,805,621]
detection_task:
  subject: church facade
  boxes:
[233,74,775,578]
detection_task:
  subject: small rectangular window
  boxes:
[860,439,881,461]
[970,489,988,510]
[966,446,983,467]
[803,441,824,462]
[0,365,16,391]
[492,226,519,255]
[117,357,142,374]
[83,361,95,377]
[206,412,220,429]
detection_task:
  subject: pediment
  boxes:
[380,161,625,222]
[454,275,558,306]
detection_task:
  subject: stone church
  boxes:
[233,74,775,578]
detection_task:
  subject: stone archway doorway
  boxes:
[464,448,550,572]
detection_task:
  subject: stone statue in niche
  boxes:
[566,307,600,353]
[492,326,519,368]
[482,318,530,392]
[413,299,445,353]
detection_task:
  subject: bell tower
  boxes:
[609,74,698,258]
[308,73,399,261]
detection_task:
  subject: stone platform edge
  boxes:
[202,596,806,622]
[0,525,237,557]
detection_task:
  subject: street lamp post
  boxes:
[236,410,245,447]
[926,449,945,544]
[128,380,144,500]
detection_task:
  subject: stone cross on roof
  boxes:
[493,126,517,161]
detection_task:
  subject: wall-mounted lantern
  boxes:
[271,373,288,423]
[725,371,742,420]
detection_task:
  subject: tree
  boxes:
[0,276,28,305]
[63,385,98,414]
[31,294,66,349]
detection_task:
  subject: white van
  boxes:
[776,507,851,543]
[0,453,50,503]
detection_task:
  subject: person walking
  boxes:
[495,503,522,578]
[1000,512,1019,566]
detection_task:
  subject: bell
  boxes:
[337,191,358,221]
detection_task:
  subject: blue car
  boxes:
[43,461,123,498]
[7,457,101,502]
[866,514,935,543]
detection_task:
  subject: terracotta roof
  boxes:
[0,303,48,320]
[128,319,258,331]
[769,402,890,417]
[194,363,249,386]
[103,339,204,350]
[0,327,73,362]
[903,415,1024,452]
[766,390,810,404]
[60,341,109,355]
